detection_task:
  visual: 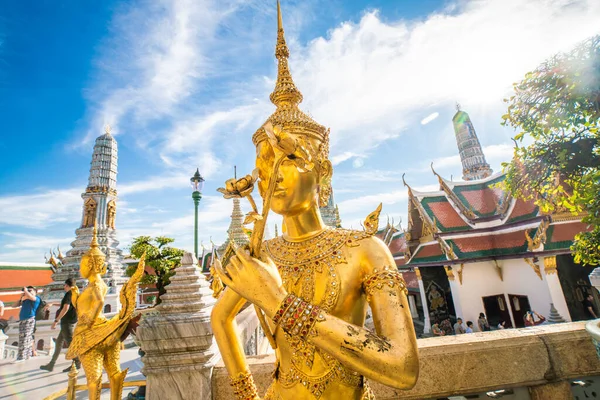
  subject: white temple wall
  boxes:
[450,258,555,329]
[450,261,505,327]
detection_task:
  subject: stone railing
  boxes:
[212,322,600,399]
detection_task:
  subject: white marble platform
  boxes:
[0,348,144,399]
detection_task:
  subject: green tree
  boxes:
[501,35,600,265]
[126,236,185,305]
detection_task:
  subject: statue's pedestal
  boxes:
[137,253,218,400]
[138,314,218,399]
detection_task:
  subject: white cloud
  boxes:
[421,112,440,125]
[291,0,600,158]
[119,173,191,196]
[0,188,82,228]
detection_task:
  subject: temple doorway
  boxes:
[508,294,531,328]
[557,254,599,321]
[482,294,513,328]
[104,304,112,313]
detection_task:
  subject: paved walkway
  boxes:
[0,348,144,399]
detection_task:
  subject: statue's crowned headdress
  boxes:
[252,1,330,165]
[82,225,107,275]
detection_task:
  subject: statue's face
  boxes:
[256,140,319,216]
[80,255,92,279]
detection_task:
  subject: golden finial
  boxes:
[81,223,107,274]
[252,1,328,154]
[270,0,303,108]
[104,124,112,135]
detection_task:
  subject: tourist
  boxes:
[524,311,546,327]
[40,278,81,372]
[478,312,490,332]
[583,294,598,320]
[440,318,453,336]
[497,321,506,329]
[0,299,7,333]
[466,321,474,333]
[454,318,466,334]
[14,286,41,362]
[432,320,445,336]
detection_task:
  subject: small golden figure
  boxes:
[210,2,419,399]
[66,226,144,400]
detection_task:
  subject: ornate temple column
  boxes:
[408,295,419,318]
[543,256,572,321]
[137,253,218,400]
[0,330,7,360]
[415,268,431,334]
[445,265,464,320]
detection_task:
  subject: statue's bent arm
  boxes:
[307,237,419,389]
[79,285,104,327]
[211,286,251,375]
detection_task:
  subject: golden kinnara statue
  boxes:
[210,2,419,399]
[66,226,144,400]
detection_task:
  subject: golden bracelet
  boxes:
[230,371,259,400]
[273,294,323,340]
[364,266,408,301]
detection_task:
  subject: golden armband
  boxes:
[230,371,260,400]
[273,294,324,340]
[363,267,408,301]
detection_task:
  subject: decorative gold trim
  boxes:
[550,211,588,222]
[438,239,458,261]
[525,219,549,251]
[494,190,512,217]
[493,259,503,281]
[430,164,477,220]
[403,173,438,243]
[86,186,117,196]
[444,265,455,281]
[363,203,382,236]
[544,256,558,275]
[414,267,422,280]
[457,264,464,285]
[524,258,543,280]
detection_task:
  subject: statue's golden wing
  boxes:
[119,252,145,320]
[363,203,383,236]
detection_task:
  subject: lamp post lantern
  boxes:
[190,168,205,259]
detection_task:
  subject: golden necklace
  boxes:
[265,228,371,398]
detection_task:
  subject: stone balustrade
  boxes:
[212,322,600,399]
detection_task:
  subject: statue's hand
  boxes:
[214,247,286,319]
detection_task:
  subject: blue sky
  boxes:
[1,0,599,262]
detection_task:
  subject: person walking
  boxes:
[477,312,490,332]
[454,317,466,334]
[0,299,8,333]
[14,286,41,362]
[583,294,598,320]
[40,278,81,372]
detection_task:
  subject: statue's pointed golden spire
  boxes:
[86,223,105,259]
[269,0,303,108]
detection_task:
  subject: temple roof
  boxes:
[399,168,589,267]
